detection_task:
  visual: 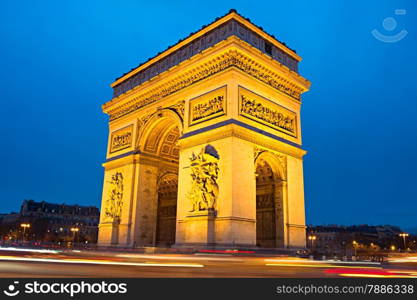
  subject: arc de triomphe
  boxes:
[97,10,310,249]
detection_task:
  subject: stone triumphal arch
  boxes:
[98,10,311,249]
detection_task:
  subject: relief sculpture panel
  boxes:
[104,172,124,223]
[109,125,133,153]
[188,145,220,212]
[189,86,226,126]
[239,87,298,137]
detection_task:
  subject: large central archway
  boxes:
[137,110,182,247]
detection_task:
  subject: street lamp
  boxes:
[308,235,317,249]
[70,227,79,248]
[399,233,409,251]
[352,240,358,257]
[20,223,30,243]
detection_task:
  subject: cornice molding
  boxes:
[104,43,310,122]
[178,123,306,159]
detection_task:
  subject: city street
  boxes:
[0,247,416,278]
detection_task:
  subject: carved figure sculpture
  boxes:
[188,145,219,212]
[104,172,124,222]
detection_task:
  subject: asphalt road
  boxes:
[0,248,415,278]
[0,261,329,278]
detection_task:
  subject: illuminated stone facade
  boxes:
[98,10,311,249]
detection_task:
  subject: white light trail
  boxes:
[117,254,242,262]
[0,247,61,254]
[264,259,381,265]
[0,256,204,268]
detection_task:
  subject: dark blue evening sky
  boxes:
[1,1,416,230]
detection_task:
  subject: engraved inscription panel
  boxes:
[239,87,297,137]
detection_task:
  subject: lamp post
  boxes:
[70,227,79,248]
[308,235,317,249]
[20,223,30,243]
[399,233,409,251]
[352,240,358,257]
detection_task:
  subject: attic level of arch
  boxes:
[104,42,310,123]
[112,18,300,98]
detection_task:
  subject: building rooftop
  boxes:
[20,199,99,215]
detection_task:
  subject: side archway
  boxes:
[255,151,287,248]
[155,173,178,246]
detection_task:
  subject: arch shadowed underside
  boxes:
[156,173,178,246]
[255,153,285,249]
[139,113,182,247]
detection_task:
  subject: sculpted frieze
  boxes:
[109,125,133,153]
[189,87,226,125]
[239,87,297,137]
[108,51,302,121]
